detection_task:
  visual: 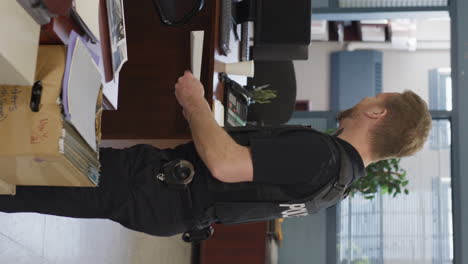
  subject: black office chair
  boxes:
[151,0,205,26]
[247,61,297,126]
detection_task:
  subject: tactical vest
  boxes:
[182,125,365,242]
[209,125,364,223]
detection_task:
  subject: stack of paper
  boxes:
[311,20,329,41]
[60,120,101,185]
[60,34,103,185]
[361,25,387,42]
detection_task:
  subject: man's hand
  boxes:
[173,71,254,183]
[174,71,208,118]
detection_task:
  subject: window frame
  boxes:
[299,1,468,262]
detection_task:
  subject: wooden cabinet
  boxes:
[200,223,268,264]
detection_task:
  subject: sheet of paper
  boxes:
[191,31,205,79]
[63,31,119,110]
[62,31,100,118]
[103,74,119,109]
[212,99,225,127]
[75,0,101,41]
[67,38,102,151]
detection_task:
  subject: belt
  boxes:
[178,184,214,243]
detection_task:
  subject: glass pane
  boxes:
[337,120,453,264]
[338,0,448,8]
[429,68,452,111]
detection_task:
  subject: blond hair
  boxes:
[370,90,432,160]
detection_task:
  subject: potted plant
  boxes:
[349,158,409,200]
[248,84,277,104]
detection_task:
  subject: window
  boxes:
[429,68,452,111]
[337,64,454,263]
[337,121,453,263]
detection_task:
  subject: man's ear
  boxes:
[364,107,387,119]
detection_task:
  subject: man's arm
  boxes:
[174,71,253,183]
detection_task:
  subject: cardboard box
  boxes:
[0,0,40,85]
[0,45,101,194]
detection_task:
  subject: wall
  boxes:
[278,210,328,264]
[293,42,345,111]
[293,42,450,110]
[382,50,450,102]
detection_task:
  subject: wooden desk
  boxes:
[41,0,245,140]
[101,0,220,140]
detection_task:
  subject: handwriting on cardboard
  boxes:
[31,118,49,144]
[0,86,23,122]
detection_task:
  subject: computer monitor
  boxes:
[235,0,311,61]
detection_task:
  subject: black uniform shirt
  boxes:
[248,129,363,198]
[250,129,334,181]
[173,128,363,206]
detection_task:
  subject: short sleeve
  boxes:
[250,131,333,185]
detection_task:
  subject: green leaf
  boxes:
[381,186,388,194]
[352,158,409,200]
[396,186,401,194]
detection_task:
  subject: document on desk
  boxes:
[191,31,205,79]
[107,0,128,75]
[64,37,102,151]
[63,31,100,118]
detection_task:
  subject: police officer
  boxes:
[0,71,432,241]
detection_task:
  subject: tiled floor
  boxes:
[0,212,192,264]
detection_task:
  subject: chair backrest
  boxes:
[247,61,297,125]
[151,0,205,26]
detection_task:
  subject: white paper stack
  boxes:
[60,120,101,185]
[60,35,103,185]
[361,25,387,42]
[311,20,329,41]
